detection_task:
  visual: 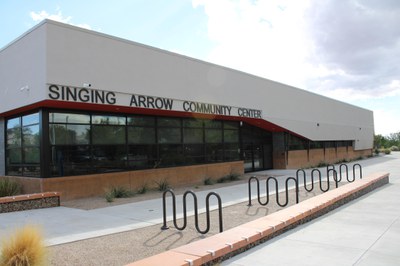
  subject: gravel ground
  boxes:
[48,182,330,266]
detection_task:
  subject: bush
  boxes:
[374,148,380,155]
[203,177,214,186]
[384,149,391,155]
[155,179,171,192]
[0,178,22,197]
[0,225,46,266]
[228,173,240,181]
[390,146,399,151]
[104,186,135,202]
[137,183,148,194]
[317,161,328,168]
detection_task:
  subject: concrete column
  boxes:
[0,117,5,175]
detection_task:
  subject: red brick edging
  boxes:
[126,172,389,266]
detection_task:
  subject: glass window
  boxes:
[22,125,40,146]
[7,128,21,147]
[50,113,90,124]
[50,124,90,145]
[205,144,224,162]
[7,148,22,163]
[205,129,222,143]
[92,125,126,144]
[128,127,156,144]
[183,119,203,128]
[127,116,155,126]
[158,117,181,127]
[224,121,239,130]
[22,113,39,126]
[92,115,126,125]
[24,147,40,163]
[183,128,203,143]
[224,129,239,143]
[127,145,157,169]
[158,128,181,143]
[159,144,184,167]
[204,120,222,129]
[92,145,127,172]
[224,143,240,161]
[7,117,21,129]
[184,144,205,164]
[51,145,92,176]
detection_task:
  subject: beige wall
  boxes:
[4,161,244,201]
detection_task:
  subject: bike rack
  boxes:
[161,189,223,234]
[353,163,362,180]
[336,163,362,182]
[249,163,361,207]
[296,169,314,192]
[247,176,299,207]
[339,164,348,182]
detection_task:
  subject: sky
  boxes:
[1,0,399,136]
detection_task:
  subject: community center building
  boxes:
[0,20,374,199]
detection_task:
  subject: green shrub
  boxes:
[216,176,229,183]
[137,183,149,194]
[0,178,22,197]
[228,173,240,181]
[390,146,399,151]
[203,177,214,186]
[374,149,380,155]
[317,161,328,168]
[384,149,391,155]
[155,179,171,192]
[104,186,135,202]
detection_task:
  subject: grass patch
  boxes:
[155,179,171,192]
[0,178,22,197]
[137,183,149,194]
[104,186,135,202]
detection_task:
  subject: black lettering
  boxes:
[78,88,90,102]
[66,87,77,101]
[183,101,190,111]
[94,90,104,104]
[130,95,138,106]
[163,98,173,110]
[106,92,116,104]
[147,97,155,108]
[138,95,146,107]
[48,85,60,100]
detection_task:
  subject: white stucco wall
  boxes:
[0,23,47,114]
[0,20,374,150]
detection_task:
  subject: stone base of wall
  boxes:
[0,192,61,213]
[5,161,244,201]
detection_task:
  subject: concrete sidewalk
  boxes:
[222,153,400,266]
[0,152,398,264]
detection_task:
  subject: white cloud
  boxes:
[30,10,91,30]
[374,109,400,136]
[193,0,400,134]
[192,0,312,89]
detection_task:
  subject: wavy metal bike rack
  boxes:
[161,189,223,234]
[337,163,362,182]
[247,176,299,207]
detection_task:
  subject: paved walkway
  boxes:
[222,153,400,266]
[0,153,399,266]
